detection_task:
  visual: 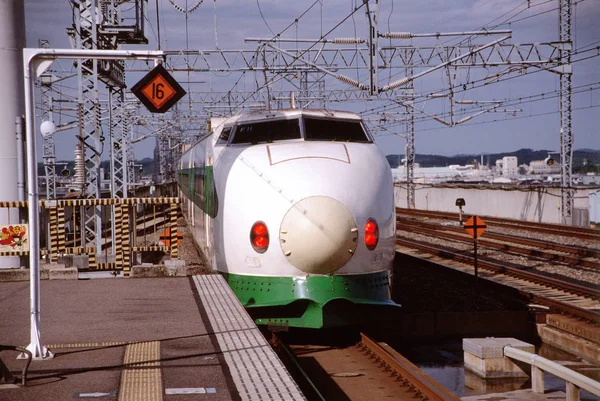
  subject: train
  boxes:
[177,108,399,329]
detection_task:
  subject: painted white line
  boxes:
[75,392,116,398]
[165,388,215,395]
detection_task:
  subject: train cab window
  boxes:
[230,119,301,145]
[304,117,370,142]
[216,127,232,146]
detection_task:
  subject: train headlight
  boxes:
[364,219,379,250]
[251,221,269,253]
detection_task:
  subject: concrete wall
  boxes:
[591,189,600,225]
[394,184,590,226]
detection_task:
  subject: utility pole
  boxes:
[404,48,415,209]
[559,0,573,224]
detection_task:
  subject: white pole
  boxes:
[22,48,164,360]
[22,49,52,360]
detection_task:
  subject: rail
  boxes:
[359,333,461,401]
[504,346,600,401]
[396,220,600,270]
[396,208,600,240]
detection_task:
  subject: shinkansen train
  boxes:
[177,109,398,329]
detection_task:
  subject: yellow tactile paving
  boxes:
[119,341,162,401]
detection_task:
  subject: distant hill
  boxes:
[385,148,600,174]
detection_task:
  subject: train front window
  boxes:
[230,119,301,144]
[304,117,370,142]
[216,127,232,145]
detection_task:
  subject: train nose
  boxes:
[280,196,358,274]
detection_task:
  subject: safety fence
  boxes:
[0,198,180,276]
[504,346,600,401]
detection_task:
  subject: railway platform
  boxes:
[0,274,306,401]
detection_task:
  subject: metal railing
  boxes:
[504,346,600,401]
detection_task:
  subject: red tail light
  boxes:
[250,221,269,253]
[364,219,379,250]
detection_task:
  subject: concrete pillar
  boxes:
[463,337,534,379]
[531,365,545,393]
[0,0,26,268]
[566,382,580,401]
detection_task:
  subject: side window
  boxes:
[216,127,232,146]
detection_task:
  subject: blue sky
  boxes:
[25,0,600,161]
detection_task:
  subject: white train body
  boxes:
[178,109,398,328]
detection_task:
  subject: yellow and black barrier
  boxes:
[0,198,181,273]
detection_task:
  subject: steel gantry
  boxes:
[69,0,103,246]
[53,0,578,222]
[68,0,148,247]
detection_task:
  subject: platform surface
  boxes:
[0,275,305,401]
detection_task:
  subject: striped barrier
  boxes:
[0,198,181,273]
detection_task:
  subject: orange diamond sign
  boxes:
[464,216,487,239]
[131,64,186,113]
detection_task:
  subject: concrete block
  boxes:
[41,263,65,270]
[164,259,186,276]
[57,254,74,268]
[49,267,78,280]
[0,268,30,282]
[41,263,65,280]
[72,255,89,270]
[464,352,530,379]
[463,338,534,379]
[130,264,165,278]
[97,254,116,264]
[463,338,534,359]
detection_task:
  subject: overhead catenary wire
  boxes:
[230,2,369,111]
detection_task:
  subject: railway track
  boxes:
[396,236,600,323]
[272,332,460,401]
[396,218,600,270]
[397,207,600,241]
[66,208,174,250]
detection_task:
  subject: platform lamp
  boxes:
[455,198,466,225]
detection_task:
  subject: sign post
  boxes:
[463,215,487,281]
[23,48,165,360]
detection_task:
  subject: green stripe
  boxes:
[223,271,398,328]
[177,167,218,218]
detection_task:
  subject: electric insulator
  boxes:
[381,32,412,39]
[337,75,368,90]
[332,38,365,44]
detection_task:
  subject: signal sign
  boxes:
[158,227,183,247]
[131,64,186,113]
[464,216,486,239]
